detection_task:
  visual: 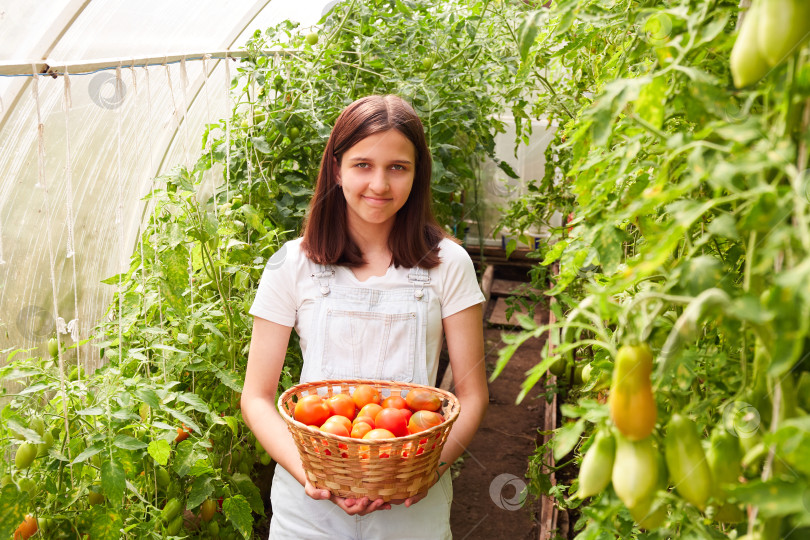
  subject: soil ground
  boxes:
[448,322,549,540]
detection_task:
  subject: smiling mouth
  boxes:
[362,196,392,205]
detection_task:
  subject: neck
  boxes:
[347,217,395,258]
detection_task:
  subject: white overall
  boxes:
[269,265,454,540]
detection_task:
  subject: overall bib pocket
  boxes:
[322,309,417,382]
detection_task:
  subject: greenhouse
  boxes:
[2,0,810,538]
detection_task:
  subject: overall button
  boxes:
[320,286,330,295]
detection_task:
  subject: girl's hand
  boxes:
[304,479,391,515]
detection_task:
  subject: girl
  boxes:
[242,95,487,539]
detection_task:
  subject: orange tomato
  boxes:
[352,415,375,429]
[326,394,357,420]
[320,420,349,437]
[362,428,396,440]
[358,403,383,420]
[352,385,381,409]
[14,515,38,540]
[405,389,441,412]
[174,423,192,443]
[407,410,444,434]
[381,395,408,410]
[351,422,373,439]
[375,408,408,438]
[294,395,330,427]
[322,415,352,433]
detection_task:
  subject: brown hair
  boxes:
[301,95,445,269]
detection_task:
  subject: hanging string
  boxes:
[145,66,167,381]
[180,56,190,169]
[116,64,124,368]
[202,53,223,284]
[60,66,83,370]
[32,64,74,483]
[224,51,232,204]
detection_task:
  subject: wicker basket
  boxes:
[278,378,461,502]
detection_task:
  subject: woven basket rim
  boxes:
[277,378,460,444]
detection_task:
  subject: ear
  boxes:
[332,155,341,186]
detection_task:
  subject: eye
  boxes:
[390,164,406,171]
[354,162,370,169]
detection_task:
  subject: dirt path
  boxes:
[449,325,548,540]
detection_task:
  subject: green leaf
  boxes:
[148,439,172,466]
[165,408,201,435]
[101,459,126,507]
[223,494,254,538]
[635,76,667,130]
[88,506,123,540]
[134,387,160,410]
[240,204,267,234]
[177,392,211,415]
[113,435,148,451]
[215,368,244,393]
[553,419,586,461]
[187,476,214,510]
[517,11,544,62]
[231,472,265,514]
[223,415,240,436]
[728,479,809,517]
[0,485,27,538]
[172,439,199,478]
[72,442,105,464]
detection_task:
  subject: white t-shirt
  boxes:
[249,237,485,385]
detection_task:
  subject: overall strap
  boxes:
[407,266,430,299]
[311,264,335,296]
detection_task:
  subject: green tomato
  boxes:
[611,433,659,510]
[421,57,435,70]
[757,0,810,67]
[575,429,615,498]
[306,32,319,46]
[665,414,712,511]
[47,337,59,358]
[730,2,770,88]
[15,443,37,469]
[288,126,300,139]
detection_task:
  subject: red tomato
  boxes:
[358,403,383,420]
[322,415,352,433]
[407,410,444,434]
[362,428,396,440]
[405,389,441,412]
[326,394,357,420]
[375,408,408,437]
[400,409,413,423]
[353,415,375,429]
[294,395,330,427]
[381,395,408,410]
[352,385,381,409]
[351,422,373,439]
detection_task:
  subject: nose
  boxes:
[369,168,389,193]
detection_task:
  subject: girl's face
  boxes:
[338,129,416,233]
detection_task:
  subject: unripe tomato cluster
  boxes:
[576,344,747,530]
[293,384,445,442]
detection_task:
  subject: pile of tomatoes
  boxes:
[293,384,445,441]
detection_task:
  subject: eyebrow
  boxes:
[347,157,413,165]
